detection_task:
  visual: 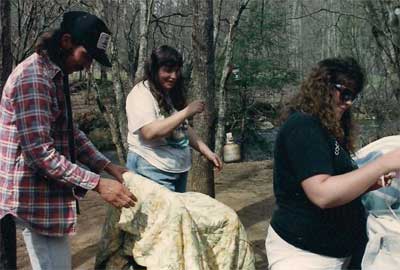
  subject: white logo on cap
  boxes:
[97,32,110,50]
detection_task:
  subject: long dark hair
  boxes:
[35,29,75,69]
[143,45,186,113]
[281,57,365,152]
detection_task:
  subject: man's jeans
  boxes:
[126,151,188,192]
[22,227,71,270]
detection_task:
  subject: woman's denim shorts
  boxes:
[126,151,188,192]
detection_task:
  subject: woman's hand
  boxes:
[187,126,223,171]
[185,100,205,117]
[140,100,206,141]
[104,163,129,183]
[203,151,223,171]
[381,172,395,187]
[367,172,395,192]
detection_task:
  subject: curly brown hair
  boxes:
[282,57,365,152]
[142,45,186,115]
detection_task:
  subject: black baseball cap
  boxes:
[61,11,112,67]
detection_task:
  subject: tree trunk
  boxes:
[214,0,251,157]
[1,0,12,93]
[187,0,215,196]
[213,0,223,48]
[0,1,16,268]
[93,0,129,162]
[365,0,400,99]
[111,59,128,157]
[214,47,230,157]
[289,0,296,70]
[290,0,303,75]
[94,80,127,165]
[135,0,154,80]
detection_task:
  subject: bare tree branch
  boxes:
[151,11,191,22]
[288,8,366,21]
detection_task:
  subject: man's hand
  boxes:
[94,178,137,208]
[104,163,128,183]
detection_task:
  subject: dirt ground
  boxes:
[16,160,274,270]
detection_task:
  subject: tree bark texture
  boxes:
[111,59,129,158]
[214,0,251,158]
[365,0,400,100]
[1,0,12,94]
[213,0,223,48]
[93,0,129,162]
[0,1,16,268]
[188,0,215,196]
[94,80,127,165]
[135,0,154,80]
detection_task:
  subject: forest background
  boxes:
[1,0,400,195]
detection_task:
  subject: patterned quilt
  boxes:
[95,172,255,270]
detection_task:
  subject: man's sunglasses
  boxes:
[333,84,357,102]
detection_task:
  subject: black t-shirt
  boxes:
[270,111,367,258]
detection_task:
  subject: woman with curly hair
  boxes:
[125,45,222,192]
[265,57,400,269]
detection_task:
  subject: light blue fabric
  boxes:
[355,136,400,270]
[355,150,400,210]
[127,151,188,192]
[354,137,400,211]
[22,227,71,270]
[361,210,400,270]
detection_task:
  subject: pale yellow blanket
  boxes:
[95,172,255,270]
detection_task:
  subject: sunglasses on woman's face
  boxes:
[333,84,357,103]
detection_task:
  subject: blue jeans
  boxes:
[22,227,71,270]
[127,151,188,192]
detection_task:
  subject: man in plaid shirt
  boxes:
[0,11,136,269]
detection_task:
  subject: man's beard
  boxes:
[61,47,84,73]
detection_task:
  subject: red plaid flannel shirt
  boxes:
[0,53,110,236]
